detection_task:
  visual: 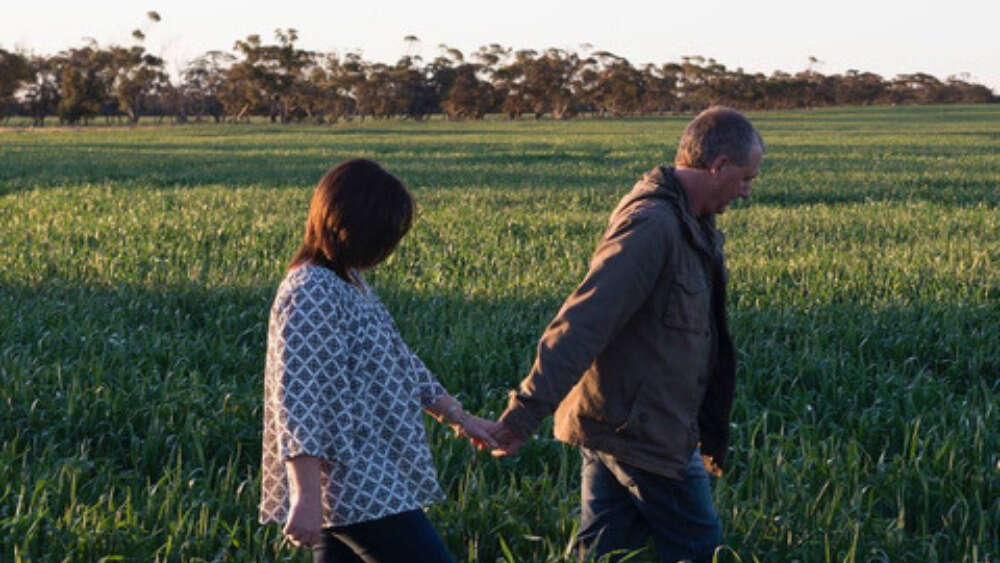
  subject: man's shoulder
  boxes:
[609,193,682,236]
[611,167,683,218]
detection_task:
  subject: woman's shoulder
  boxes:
[273,264,353,310]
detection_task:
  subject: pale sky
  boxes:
[4,0,999,93]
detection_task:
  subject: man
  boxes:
[492,106,764,562]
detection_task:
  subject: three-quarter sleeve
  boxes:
[407,350,447,408]
[266,279,355,463]
[365,285,447,408]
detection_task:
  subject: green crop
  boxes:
[1,105,997,561]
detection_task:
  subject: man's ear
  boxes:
[709,155,729,175]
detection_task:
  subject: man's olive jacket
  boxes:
[499,166,736,479]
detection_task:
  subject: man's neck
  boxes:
[672,166,710,218]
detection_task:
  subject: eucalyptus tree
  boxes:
[311,53,357,124]
[834,70,886,106]
[588,51,643,116]
[52,44,115,124]
[224,29,313,122]
[21,56,60,126]
[388,55,436,120]
[430,45,496,120]
[639,63,679,115]
[181,51,233,122]
[0,49,31,121]
[108,45,168,123]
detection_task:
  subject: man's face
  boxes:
[710,146,762,214]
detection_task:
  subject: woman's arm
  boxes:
[283,455,323,548]
[426,394,500,451]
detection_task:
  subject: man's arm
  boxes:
[496,208,674,447]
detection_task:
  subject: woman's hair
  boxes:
[288,158,413,282]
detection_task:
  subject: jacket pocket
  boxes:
[661,273,711,334]
[614,381,646,434]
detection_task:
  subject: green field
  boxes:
[1,105,998,562]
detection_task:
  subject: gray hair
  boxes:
[674,106,764,169]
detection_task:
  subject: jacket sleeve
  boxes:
[500,207,672,437]
[266,279,355,462]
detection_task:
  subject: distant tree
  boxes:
[430,45,495,120]
[12,32,997,124]
[0,49,32,121]
[533,48,586,119]
[403,35,420,56]
[638,63,679,114]
[220,35,267,121]
[589,51,644,116]
[496,48,586,119]
[310,53,357,124]
[225,29,314,123]
[441,64,495,119]
[388,55,436,120]
[944,75,993,103]
[672,56,723,111]
[53,45,115,124]
[180,51,233,122]
[109,45,168,123]
[892,72,949,104]
[268,28,315,122]
[21,56,59,126]
[834,69,885,106]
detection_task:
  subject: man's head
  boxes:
[674,106,764,216]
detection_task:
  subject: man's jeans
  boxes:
[576,447,722,563]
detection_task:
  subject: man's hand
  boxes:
[283,495,322,548]
[490,420,527,457]
[457,415,501,451]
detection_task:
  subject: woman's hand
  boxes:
[283,496,323,548]
[283,455,323,548]
[426,394,501,450]
[457,415,501,451]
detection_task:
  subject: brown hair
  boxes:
[288,158,413,283]
[674,106,764,169]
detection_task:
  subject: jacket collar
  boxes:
[622,166,721,263]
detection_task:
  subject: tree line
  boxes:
[1,27,996,126]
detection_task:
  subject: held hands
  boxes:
[431,395,528,455]
[453,414,527,456]
[489,420,526,457]
[451,414,501,451]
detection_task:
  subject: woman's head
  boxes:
[290,158,413,280]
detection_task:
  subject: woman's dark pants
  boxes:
[312,509,455,563]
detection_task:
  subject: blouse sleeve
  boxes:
[407,348,447,408]
[265,277,355,462]
[364,282,447,408]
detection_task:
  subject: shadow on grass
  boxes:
[3,278,997,476]
[2,277,997,560]
[3,127,998,207]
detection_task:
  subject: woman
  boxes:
[259,158,498,562]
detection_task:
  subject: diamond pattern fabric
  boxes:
[259,265,447,526]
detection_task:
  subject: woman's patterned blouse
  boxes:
[259,265,447,527]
